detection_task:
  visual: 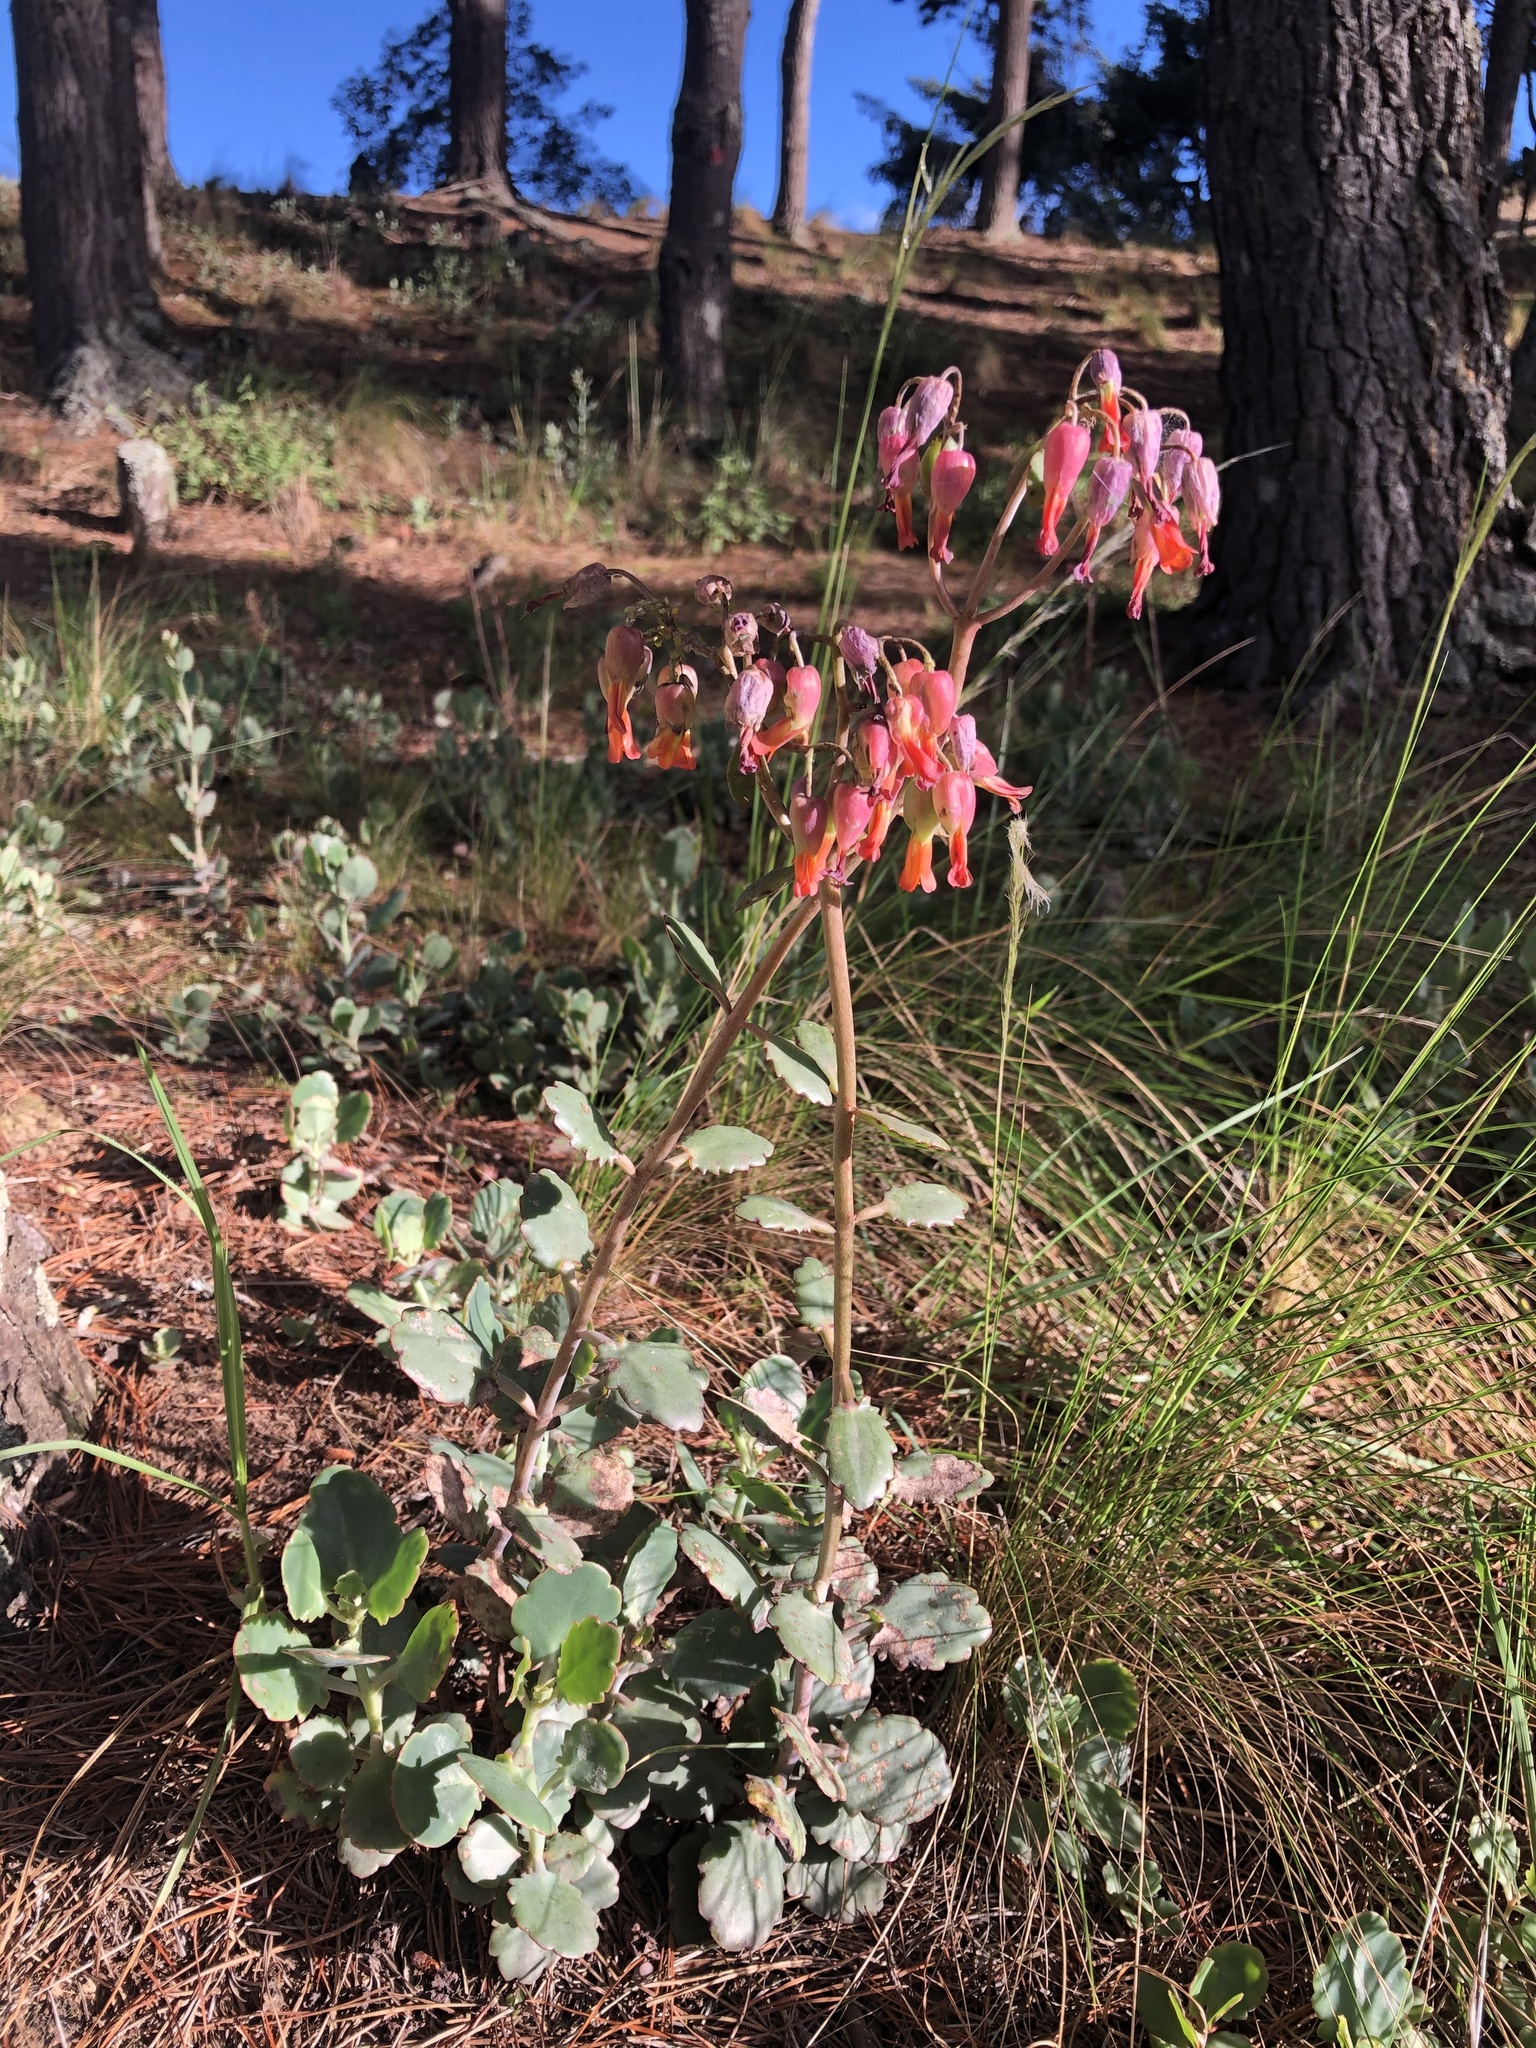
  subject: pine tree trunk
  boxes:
[121,0,174,269]
[1193,0,1511,692]
[446,0,509,195]
[1484,0,1535,231]
[771,0,819,244]
[976,0,1033,243]
[12,0,184,424]
[659,0,750,443]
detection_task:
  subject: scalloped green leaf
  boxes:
[611,1341,705,1432]
[1313,1913,1413,2047]
[519,1170,592,1269]
[365,1525,429,1624]
[392,1719,478,1846]
[884,1182,967,1228]
[840,1712,952,1826]
[295,1465,402,1594]
[557,1616,622,1706]
[459,1810,522,1886]
[825,1403,895,1510]
[337,1745,408,1877]
[736,1194,832,1234]
[1190,1942,1269,2027]
[862,1104,948,1149]
[795,1019,838,1085]
[621,1520,679,1625]
[869,1573,991,1671]
[289,1714,354,1789]
[234,1613,332,1722]
[390,1309,482,1405]
[543,1082,626,1167]
[512,1562,621,1662]
[697,1820,785,1952]
[763,1035,833,1106]
[385,1601,458,1703]
[772,1591,845,1685]
[334,1089,372,1145]
[459,1752,556,1833]
[667,1607,779,1701]
[1075,1658,1140,1742]
[663,915,726,1002]
[790,1845,887,1922]
[793,1256,834,1332]
[560,1719,630,1794]
[509,1870,600,1958]
[680,1126,774,1175]
[679,1524,763,1610]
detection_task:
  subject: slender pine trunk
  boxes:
[446,0,510,195]
[658,0,750,445]
[975,0,1033,243]
[1188,0,1511,691]
[771,0,819,244]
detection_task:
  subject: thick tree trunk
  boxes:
[1484,0,1536,231]
[446,0,509,195]
[12,0,184,425]
[1193,0,1513,693]
[771,0,819,244]
[121,0,174,269]
[659,0,750,443]
[976,0,1033,243]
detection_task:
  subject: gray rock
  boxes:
[0,1172,96,1625]
[116,438,177,553]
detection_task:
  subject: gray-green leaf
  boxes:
[390,1309,482,1404]
[1312,1913,1413,2047]
[697,1820,786,1952]
[869,1573,991,1670]
[512,1562,621,1662]
[543,1082,626,1167]
[825,1404,895,1510]
[520,1170,592,1269]
[883,1182,967,1228]
[611,1341,705,1432]
[508,1870,600,1958]
[763,1035,833,1106]
[840,1712,952,1826]
[234,1613,332,1722]
[680,1126,774,1174]
[736,1193,832,1234]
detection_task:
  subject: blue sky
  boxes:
[0,0,1149,226]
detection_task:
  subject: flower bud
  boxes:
[851,715,894,788]
[1159,428,1202,501]
[1184,455,1220,575]
[1039,417,1092,556]
[1127,408,1162,491]
[760,601,791,637]
[783,665,821,729]
[789,782,834,898]
[603,624,652,691]
[832,779,874,857]
[919,667,956,736]
[695,574,734,609]
[725,611,759,659]
[1072,455,1133,587]
[1087,349,1122,401]
[838,623,880,676]
[906,374,956,453]
[653,664,698,729]
[926,448,976,566]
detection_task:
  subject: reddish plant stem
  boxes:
[511,897,820,1503]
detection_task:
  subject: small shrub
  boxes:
[278,1072,372,1232]
[155,376,337,510]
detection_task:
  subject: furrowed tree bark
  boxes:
[771,0,819,244]
[446,0,510,195]
[123,0,173,267]
[1189,0,1523,694]
[659,0,750,444]
[976,0,1033,242]
[12,0,185,425]
[1484,0,1536,232]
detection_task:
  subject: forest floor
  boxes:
[3,185,1536,2048]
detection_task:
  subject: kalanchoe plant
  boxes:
[278,1072,372,1232]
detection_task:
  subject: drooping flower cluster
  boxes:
[878,347,1219,619]
[567,570,1032,904]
